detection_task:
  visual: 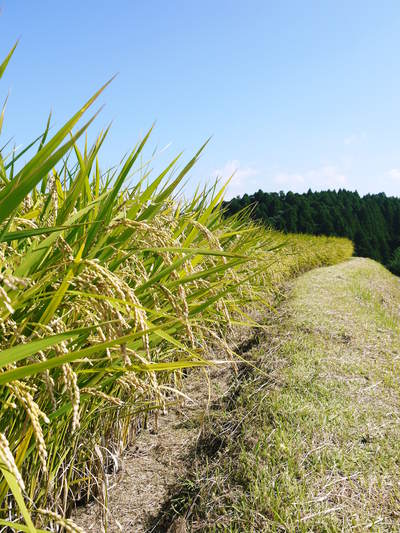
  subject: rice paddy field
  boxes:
[0,44,353,531]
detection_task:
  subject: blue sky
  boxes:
[2,1,400,198]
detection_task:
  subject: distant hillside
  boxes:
[224,189,400,272]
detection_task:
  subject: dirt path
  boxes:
[72,354,239,532]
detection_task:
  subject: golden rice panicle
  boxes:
[0,285,15,314]
[0,432,25,491]
[81,387,124,407]
[37,508,86,533]
[8,381,49,474]
[62,364,80,432]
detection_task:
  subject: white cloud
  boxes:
[274,172,305,186]
[387,168,400,181]
[273,165,347,192]
[344,134,357,146]
[213,159,259,197]
[344,132,366,146]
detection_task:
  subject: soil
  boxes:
[72,362,235,532]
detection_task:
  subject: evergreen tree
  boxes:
[223,189,400,272]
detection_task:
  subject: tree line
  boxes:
[224,189,400,273]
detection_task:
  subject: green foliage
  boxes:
[224,189,400,269]
[388,246,400,275]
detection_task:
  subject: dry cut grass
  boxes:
[164,258,400,532]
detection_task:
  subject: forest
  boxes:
[224,189,400,273]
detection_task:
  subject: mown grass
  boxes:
[163,258,400,532]
[0,43,353,532]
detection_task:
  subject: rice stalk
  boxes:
[0,41,353,530]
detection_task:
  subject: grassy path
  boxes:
[162,258,400,532]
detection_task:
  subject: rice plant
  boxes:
[0,43,353,531]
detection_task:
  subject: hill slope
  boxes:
[161,258,400,531]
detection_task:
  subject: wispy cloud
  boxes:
[344,132,366,146]
[273,165,347,192]
[274,172,305,187]
[387,168,400,181]
[213,159,259,197]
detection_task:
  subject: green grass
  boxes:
[165,258,400,532]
